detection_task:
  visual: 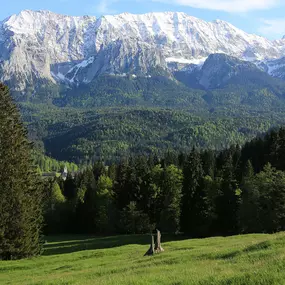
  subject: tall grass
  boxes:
[1,233,285,284]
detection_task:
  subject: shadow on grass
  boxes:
[43,234,188,256]
[244,241,271,253]
[215,240,273,261]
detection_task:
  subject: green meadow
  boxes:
[1,233,285,285]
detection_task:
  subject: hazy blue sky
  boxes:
[2,0,285,39]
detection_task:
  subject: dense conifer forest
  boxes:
[43,127,285,237]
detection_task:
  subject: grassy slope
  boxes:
[1,233,285,285]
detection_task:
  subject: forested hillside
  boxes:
[18,72,285,164]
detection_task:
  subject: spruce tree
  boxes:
[238,160,261,233]
[0,83,43,260]
[216,152,239,234]
[114,159,132,210]
[181,149,206,236]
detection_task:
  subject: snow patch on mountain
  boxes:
[260,57,285,80]
[166,57,207,65]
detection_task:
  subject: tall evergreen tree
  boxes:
[238,160,261,233]
[271,128,285,171]
[0,84,43,260]
[216,152,239,234]
[180,149,206,236]
[114,159,132,210]
[201,150,216,178]
[77,168,97,233]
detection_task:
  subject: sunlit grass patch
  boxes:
[1,233,285,284]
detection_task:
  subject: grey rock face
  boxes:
[198,54,257,89]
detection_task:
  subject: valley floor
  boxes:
[1,233,285,284]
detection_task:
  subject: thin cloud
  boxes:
[94,0,118,15]
[152,0,280,13]
[259,18,285,39]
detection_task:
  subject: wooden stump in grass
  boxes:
[155,229,164,253]
[144,230,164,256]
[144,235,155,256]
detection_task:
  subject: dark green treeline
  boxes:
[44,126,285,237]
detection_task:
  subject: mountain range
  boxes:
[3,10,285,162]
[2,10,285,93]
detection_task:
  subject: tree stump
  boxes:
[144,235,155,256]
[144,230,164,256]
[155,229,164,253]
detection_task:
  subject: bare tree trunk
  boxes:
[144,235,155,256]
[155,229,164,253]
